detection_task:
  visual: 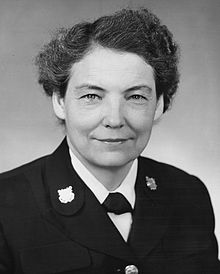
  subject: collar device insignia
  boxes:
[58,186,75,203]
[145,176,157,190]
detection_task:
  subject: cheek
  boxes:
[65,107,100,134]
[127,110,155,134]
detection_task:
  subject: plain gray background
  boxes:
[1,0,220,251]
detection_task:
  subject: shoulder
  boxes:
[0,156,48,206]
[139,155,206,187]
[138,156,212,206]
[0,155,48,180]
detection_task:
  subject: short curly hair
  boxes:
[35,8,180,112]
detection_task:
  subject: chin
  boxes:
[90,152,136,168]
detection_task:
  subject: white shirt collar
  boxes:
[68,148,137,208]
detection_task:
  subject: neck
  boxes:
[84,162,134,191]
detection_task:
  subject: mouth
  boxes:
[96,138,129,144]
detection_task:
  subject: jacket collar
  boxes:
[128,156,173,259]
[44,138,85,216]
[42,138,136,262]
[34,138,172,262]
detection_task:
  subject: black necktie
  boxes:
[102,192,133,215]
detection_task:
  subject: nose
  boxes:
[102,98,125,129]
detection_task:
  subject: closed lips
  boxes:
[98,139,128,142]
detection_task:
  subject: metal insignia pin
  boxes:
[58,186,75,203]
[145,176,157,190]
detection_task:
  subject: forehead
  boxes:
[68,47,155,89]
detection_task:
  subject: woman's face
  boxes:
[53,47,158,169]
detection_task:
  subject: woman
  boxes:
[0,8,219,274]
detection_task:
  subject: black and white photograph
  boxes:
[0,0,220,273]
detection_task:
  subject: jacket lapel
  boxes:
[42,138,136,262]
[128,157,173,259]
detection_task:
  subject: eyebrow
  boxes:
[75,84,105,91]
[75,84,152,93]
[125,85,152,93]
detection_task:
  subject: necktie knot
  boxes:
[102,192,133,215]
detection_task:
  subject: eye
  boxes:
[80,94,102,101]
[128,94,147,101]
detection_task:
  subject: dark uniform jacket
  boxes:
[0,138,219,274]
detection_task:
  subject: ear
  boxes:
[154,95,164,121]
[52,92,66,120]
